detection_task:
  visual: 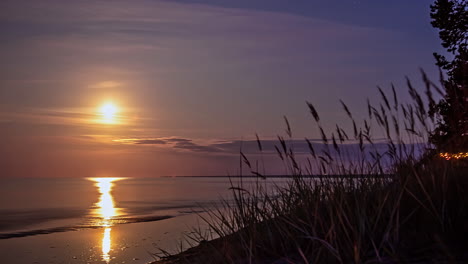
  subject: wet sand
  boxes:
[0,213,205,264]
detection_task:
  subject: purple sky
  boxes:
[0,0,442,177]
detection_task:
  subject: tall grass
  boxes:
[154,72,468,263]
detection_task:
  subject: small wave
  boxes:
[0,208,87,232]
[0,215,174,240]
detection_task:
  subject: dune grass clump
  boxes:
[154,72,468,263]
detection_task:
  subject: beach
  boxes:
[0,177,283,264]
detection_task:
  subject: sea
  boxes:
[0,177,286,264]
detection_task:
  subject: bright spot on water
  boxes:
[102,227,111,263]
[88,177,125,263]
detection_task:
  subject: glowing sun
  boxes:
[99,102,119,124]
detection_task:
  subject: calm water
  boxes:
[0,177,284,264]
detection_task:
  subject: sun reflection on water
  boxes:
[88,177,125,263]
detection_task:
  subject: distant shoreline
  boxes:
[173,174,394,178]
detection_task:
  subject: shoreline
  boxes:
[0,215,174,240]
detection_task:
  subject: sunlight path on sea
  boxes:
[88,177,125,263]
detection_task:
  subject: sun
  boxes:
[99,102,119,124]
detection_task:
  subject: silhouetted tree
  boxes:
[429,0,468,151]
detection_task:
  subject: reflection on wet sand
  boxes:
[102,227,111,262]
[88,178,125,263]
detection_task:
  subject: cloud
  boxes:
[112,137,222,152]
[88,81,123,89]
[165,138,192,143]
[113,138,168,144]
[172,139,222,153]
[113,136,320,154]
[0,108,95,126]
[133,139,167,144]
[112,136,425,162]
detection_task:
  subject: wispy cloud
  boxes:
[88,81,123,89]
[110,136,420,160]
[113,138,167,145]
[112,137,222,153]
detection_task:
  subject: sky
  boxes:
[0,0,443,177]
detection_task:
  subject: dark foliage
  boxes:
[429,0,468,151]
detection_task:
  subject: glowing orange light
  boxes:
[102,227,111,263]
[439,152,468,160]
[99,103,119,124]
[88,177,125,263]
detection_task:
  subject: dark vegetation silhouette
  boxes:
[153,1,468,263]
[429,0,468,151]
